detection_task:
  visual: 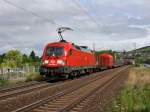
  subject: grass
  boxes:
[112,67,150,112]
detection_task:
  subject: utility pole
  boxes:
[133,42,137,56]
[92,43,96,56]
[132,42,137,65]
[92,43,95,52]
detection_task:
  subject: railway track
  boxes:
[62,68,126,112]
[13,66,129,112]
[0,81,40,94]
[0,82,56,101]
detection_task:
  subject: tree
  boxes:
[30,50,36,61]
[22,54,30,64]
[29,50,41,63]
[0,54,5,64]
[2,50,22,68]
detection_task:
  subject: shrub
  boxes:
[26,72,44,82]
[0,77,8,87]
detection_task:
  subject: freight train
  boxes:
[40,27,125,80]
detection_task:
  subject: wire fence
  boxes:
[0,66,40,81]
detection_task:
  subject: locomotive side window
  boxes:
[46,46,64,56]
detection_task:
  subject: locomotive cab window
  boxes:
[46,46,64,56]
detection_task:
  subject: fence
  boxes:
[0,66,40,81]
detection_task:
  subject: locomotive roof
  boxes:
[47,41,92,53]
[47,41,72,45]
[99,53,113,58]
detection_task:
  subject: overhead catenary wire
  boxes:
[82,1,110,33]
[1,0,57,25]
[72,0,109,33]
[2,0,88,39]
[2,0,107,35]
[72,0,102,29]
[30,0,89,40]
[2,0,98,46]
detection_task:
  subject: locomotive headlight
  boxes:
[57,59,65,65]
[43,60,49,64]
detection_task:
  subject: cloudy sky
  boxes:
[0,0,150,56]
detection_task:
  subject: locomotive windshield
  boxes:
[46,46,64,56]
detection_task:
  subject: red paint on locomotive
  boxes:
[98,53,113,69]
[40,41,96,79]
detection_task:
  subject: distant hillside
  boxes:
[132,46,150,65]
[132,46,150,53]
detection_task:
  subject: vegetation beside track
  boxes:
[25,72,44,82]
[0,73,43,87]
[0,77,8,86]
[0,77,26,87]
[112,67,150,112]
[0,50,43,87]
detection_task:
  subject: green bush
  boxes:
[0,77,8,87]
[26,72,44,82]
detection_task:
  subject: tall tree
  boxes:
[0,54,5,64]
[22,54,30,64]
[30,50,36,61]
[2,50,22,68]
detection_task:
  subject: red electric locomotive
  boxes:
[40,27,97,80]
